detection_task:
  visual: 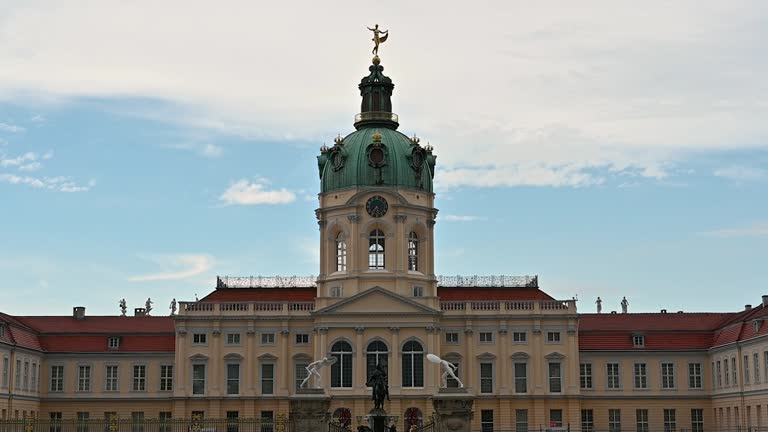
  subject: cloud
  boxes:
[442,215,487,222]
[0,2,767,187]
[0,173,95,192]
[18,162,41,171]
[0,123,24,133]
[699,222,768,238]
[714,166,766,182]
[129,253,214,282]
[219,178,295,205]
[1,151,38,168]
[167,142,223,158]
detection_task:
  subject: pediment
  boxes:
[314,287,439,315]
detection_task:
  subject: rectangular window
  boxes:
[512,331,527,343]
[226,333,241,345]
[691,408,704,432]
[636,409,649,432]
[550,409,563,428]
[725,358,730,385]
[295,362,309,390]
[159,412,172,432]
[609,409,621,432]
[480,410,493,432]
[105,365,119,391]
[514,363,527,393]
[78,365,92,392]
[480,362,493,394]
[412,286,423,297]
[662,362,675,389]
[515,410,528,432]
[23,361,29,390]
[445,332,459,344]
[548,362,562,393]
[226,363,240,395]
[50,412,62,432]
[664,409,676,432]
[717,360,722,387]
[295,333,309,344]
[634,363,647,389]
[192,364,206,395]
[50,365,63,392]
[77,412,89,432]
[689,363,702,389]
[192,333,207,345]
[131,412,144,432]
[580,363,593,389]
[607,362,621,389]
[261,333,275,345]
[633,335,645,347]
[15,360,20,387]
[479,332,493,343]
[330,286,342,297]
[546,331,561,343]
[107,337,120,349]
[755,352,761,383]
[745,354,751,384]
[732,357,737,385]
[261,363,274,395]
[31,363,37,391]
[260,411,274,432]
[2,356,7,387]
[160,365,173,391]
[226,411,239,432]
[581,409,594,432]
[132,365,146,391]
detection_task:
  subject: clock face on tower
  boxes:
[366,195,388,218]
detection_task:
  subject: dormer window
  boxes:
[633,335,645,348]
[0,323,6,338]
[107,337,120,349]
[755,320,762,333]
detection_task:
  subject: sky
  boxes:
[1,1,767,316]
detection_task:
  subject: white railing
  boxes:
[440,299,575,314]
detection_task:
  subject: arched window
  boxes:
[407,231,419,271]
[401,340,424,388]
[332,408,352,428]
[330,341,353,388]
[366,340,389,383]
[335,233,347,272]
[369,229,385,269]
[404,408,423,430]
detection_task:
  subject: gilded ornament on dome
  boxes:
[367,24,389,56]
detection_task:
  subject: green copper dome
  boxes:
[317,59,436,194]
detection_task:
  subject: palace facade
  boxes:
[2,53,767,432]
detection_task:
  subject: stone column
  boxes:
[290,392,331,432]
[426,326,437,390]
[394,214,407,273]
[210,327,221,396]
[463,329,474,391]
[347,215,360,273]
[247,326,256,395]
[317,327,329,386]
[356,327,366,389]
[389,327,401,392]
[498,327,508,393]
[280,328,290,395]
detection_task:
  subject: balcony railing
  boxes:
[440,299,576,315]
[179,301,315,316]
[216,275,539,289]
[354,111,399,124]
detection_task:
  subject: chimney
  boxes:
[661,309,667,314]
[73,306,86,320]
[762,295,768,307]
[746,304,753,311]
[134,307,147,317]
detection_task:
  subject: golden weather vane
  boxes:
[367,24,388,56]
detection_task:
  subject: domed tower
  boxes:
[315,53,438,310]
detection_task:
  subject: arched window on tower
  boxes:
[336,233,347,272]
[366,340,389,382]
[369,229,385,269]
[407,231,419,271]
[402,340,424,388]
[331,341,353,388]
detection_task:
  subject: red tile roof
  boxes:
[38,335,175,352]
[437,287,554,301]
[579,312,732,332]
[18,316,174,333]
[579,332,714,351]
[201,288,316,302]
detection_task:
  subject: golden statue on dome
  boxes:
[368,24,388,56]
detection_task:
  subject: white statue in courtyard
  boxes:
[300,357,337,389]
[427,353,464,388]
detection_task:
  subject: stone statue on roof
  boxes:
[169,298,177,316]
[596,296,602,314]
[621,296,629,314]
[145,297,153,315]
[367,24,388,56]
[119,299,127,316]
